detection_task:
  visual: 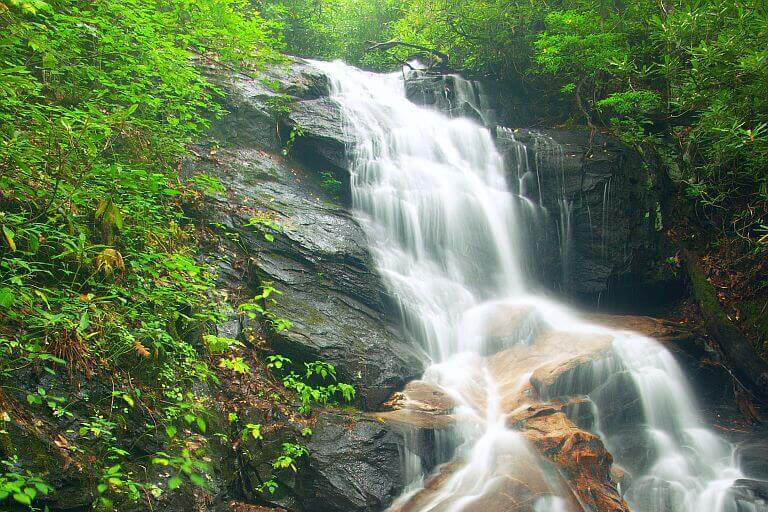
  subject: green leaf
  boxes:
[3,225,16,252]
[166,425,177,438]
[0,288,13,309]
[13,492,32,505]
[196,417,206,433]
[168,476,183,490]
[188,473,205,488]
[112,207,124,231]
[78,311,90,332]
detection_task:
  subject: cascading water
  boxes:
[308,59,762,512]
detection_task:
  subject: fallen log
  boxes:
[683,247,768,398]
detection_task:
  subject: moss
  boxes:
[742,299,768,352]
[686,253,730,325]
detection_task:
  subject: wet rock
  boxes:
[250,411,413,512]
[489,329,614,407]
[226,504,288,512]
[286,97,354,171]
[586,314,695,346]
[530,350,619,400]
[735,441,768,480]
[392,452,566,512]
[375,380,457,430]
[403,73,488,123]
[0,419,95,510]
[509,403,631,512]
[207,57,326,150]
[189,63,425,410]
[403,71,535,127]
[497,129,675,305]
[188,146,423,409]
[298,411,406,511]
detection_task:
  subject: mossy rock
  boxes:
[742,299,768,355]
[0,420,96,510]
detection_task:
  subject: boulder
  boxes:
[295,411,410,512]
[209,56,329,151]
[403,70,536,128]
[188,60,425,410]
[240,409,452,512]
[375,380,457,430]
[285,97,354,171]
[509,402,631,512]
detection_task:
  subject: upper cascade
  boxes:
[309,59,762,512]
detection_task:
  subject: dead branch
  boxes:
[364,40,450,66]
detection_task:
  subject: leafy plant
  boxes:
[320,172,343,200]
[247,215,282,243]
[0,458,51,506]
[239,284,293,332]
[268,356,355,414]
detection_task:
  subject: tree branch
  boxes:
[364,40,450,66]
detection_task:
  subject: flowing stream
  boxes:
[309,60,759,512]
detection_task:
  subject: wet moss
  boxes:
[742,299,768,353]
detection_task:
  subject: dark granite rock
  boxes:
[495,128,677,307]
[239,410,440,512]
[187,144,424,409]
[188,58,426,409]
[285,97,354,172]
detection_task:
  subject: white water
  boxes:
[309,60,758,512]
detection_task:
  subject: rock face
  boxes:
[286,97,353,171]
[403,70,676,307]
[233,408,435,512]
[277,411,411,512]
[191,57,425,410]
[501,129,676,306]
[175,57,440,512]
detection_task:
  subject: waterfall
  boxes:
[308,59,759,512]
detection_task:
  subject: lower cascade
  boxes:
[310,60,764,512]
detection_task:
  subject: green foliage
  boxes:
[269,356,355,414]
[152,449,211,491]
[0,0,284,507]
[247,214,282,242]
[257,0,404,69]
[0,457,51,507]
[283,124,305,155]
[239,284,293,332]
[272,442,309,472]
[320,172,343,200]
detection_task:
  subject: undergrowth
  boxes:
[0,0,353,509]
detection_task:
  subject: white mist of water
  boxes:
[308,59,754,512]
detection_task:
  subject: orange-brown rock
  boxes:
[488,329,613,410]
[586,314,694,345]
[374,380,457,429]
[392,453,567,512]
[509,402,631,512]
